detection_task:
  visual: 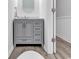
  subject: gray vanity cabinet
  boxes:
[13,19,44,47]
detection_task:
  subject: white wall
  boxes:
[56,0,71,17]
[42,0,54,54]
[56,17,71,43]
[56,0,71,43]
[8,0,15,57]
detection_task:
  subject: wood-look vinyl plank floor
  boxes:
[9,37,71,59]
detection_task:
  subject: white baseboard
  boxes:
[8,46,14,58]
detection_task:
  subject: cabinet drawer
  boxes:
[15,39,33,44]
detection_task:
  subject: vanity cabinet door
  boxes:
[24,22,34,43]
[14,20,33,44]
[14,21,24,39]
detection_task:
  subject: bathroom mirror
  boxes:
[22,0,34,13]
